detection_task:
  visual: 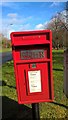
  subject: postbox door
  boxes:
[16,62,50,103]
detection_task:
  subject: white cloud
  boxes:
[35,24,44,30]
[50,2,60,7]
[7,13,18,18]
[35,21,48,30]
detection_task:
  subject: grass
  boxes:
[1,49,68,119]
[0,48,12,53]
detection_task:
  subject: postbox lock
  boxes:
[32,63,36,68]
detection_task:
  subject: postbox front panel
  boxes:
[11,30,54,104]
[16,62,50,104]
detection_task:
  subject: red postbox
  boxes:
[10,30,54,104]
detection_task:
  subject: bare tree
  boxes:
[47,9,68,49]
[57,9,68,49]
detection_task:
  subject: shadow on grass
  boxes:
[53,68,63,71]
[2,80,16,89]
[2,96,32,120]
[51,101,68,109]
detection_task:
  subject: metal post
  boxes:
[32,103,40,120]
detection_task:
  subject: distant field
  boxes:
[2,49,68,119]
[52,49,64,53]
[0,48,12,53]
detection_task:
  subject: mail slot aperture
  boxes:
[20,49,45,60]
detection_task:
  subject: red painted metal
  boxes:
[10,30,54,104]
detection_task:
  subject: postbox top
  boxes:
[10,30,51,36]
[10,30,52,46]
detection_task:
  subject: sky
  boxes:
[0,2,66,39]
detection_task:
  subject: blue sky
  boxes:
[1,2,66,39]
